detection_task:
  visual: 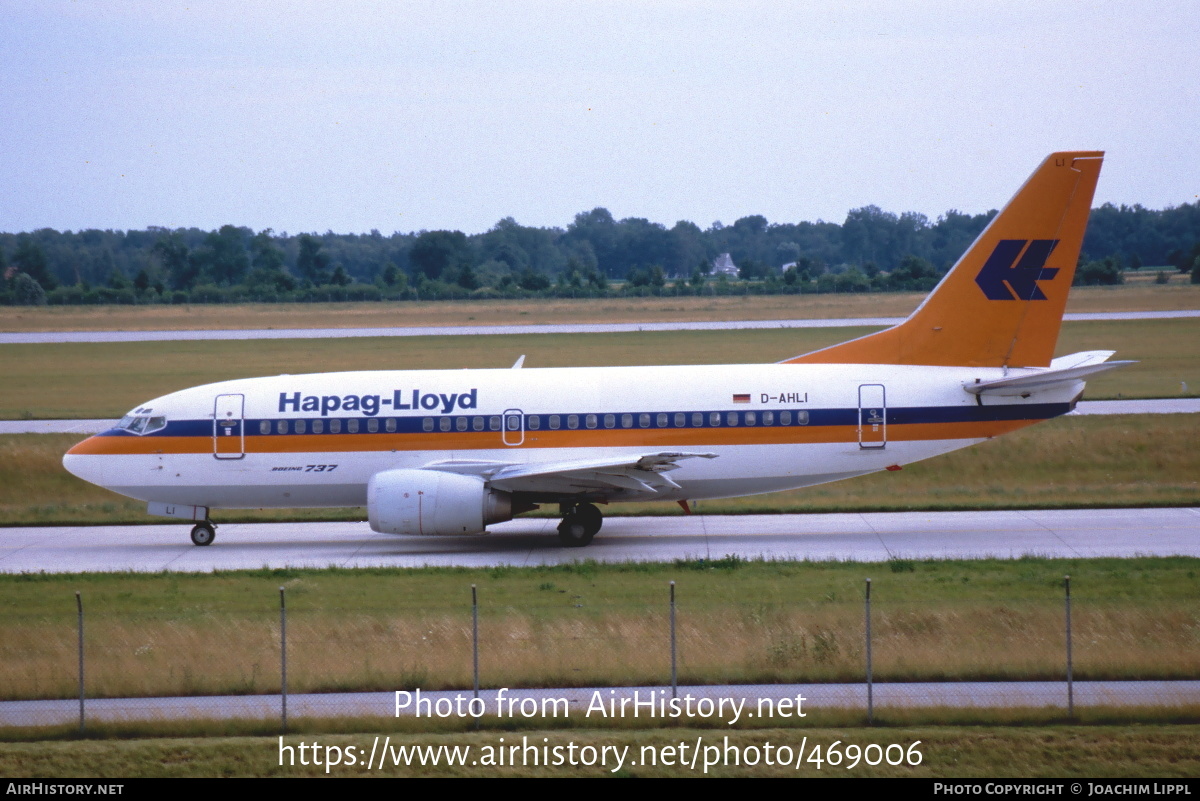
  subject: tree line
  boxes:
[2,201,1199,306]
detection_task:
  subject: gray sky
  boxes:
[2,1,1196,236]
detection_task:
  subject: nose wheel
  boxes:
[557,502,602,547]
[190,521,216,546]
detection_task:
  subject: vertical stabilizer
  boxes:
[785,151,1104,368]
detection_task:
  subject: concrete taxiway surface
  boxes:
[4,309,1196,344]
[2,508,1196,573]
[5,681,1195,727]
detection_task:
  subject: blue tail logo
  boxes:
[975,239,1061,300]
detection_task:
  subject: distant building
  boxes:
[712,253,738,276]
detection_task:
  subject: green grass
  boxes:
[2,558,1196,701]
[2,725,1199,777]
[1,318,1196,419]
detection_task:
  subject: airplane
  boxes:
[63,151,1128,548]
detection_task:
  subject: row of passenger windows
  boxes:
[256,410,810,435]
[259,417,400,435]
[523,410,809,431]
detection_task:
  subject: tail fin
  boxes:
[784,151,1104,368]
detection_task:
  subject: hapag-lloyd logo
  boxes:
[974,239,1061,300]
[278,389,478,416]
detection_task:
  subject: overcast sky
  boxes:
[2,1,1196,236]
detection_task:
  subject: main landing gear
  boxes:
[558,502,602,548]
[190,521,216,546]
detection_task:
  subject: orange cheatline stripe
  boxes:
[64,418,1045,457]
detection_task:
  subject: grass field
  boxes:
[1,318,1196,420]
[3,725,1199,777]
[2,413,1197,526]
[2,558,1196,702]
[2,283,1198,333]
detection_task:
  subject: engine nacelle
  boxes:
[367,469,512,536]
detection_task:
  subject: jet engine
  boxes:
[367,469,513,536]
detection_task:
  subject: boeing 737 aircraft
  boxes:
[64,151,1127,547]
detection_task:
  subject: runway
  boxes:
[2,508,1196,573]
[3,309,1196,344]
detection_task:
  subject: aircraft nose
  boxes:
[63,436,110,487]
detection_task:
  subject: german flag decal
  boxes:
[732,394,751,403]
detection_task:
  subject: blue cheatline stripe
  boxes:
[101,403,1071,439]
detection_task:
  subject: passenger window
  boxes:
[638,413,650,428]
[691,412,703,427]
[528,415,540,430]
[549,415,560,430]
[604,414,615,429]
[745,411,756,426]
[781,411,792,425]
[456,417,468,431]
[385,418,396,433]
[330,419,342,434]
[506,415,520,431]
[423,418,434,432]
[657,413,668,427]
[489,416,501,431]
[726,411,738,426]
[347,419,359,433]
[366,419,378,433]
[277,420,289,434]
[295,420,307,434]
[674,412,685,427]
[762,411,774,426]
[567,415,579,430]
[796,411,809,425]
[621,414,633,428]
[439,418,452,432]
[709,412,721,426]
[259,420,270,435]
[585,414,597,429]
[313,419,324,434]
[473,417,484,431]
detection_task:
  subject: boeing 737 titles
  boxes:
[64,152,1128,547]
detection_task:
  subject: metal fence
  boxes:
[2,577,1198,730]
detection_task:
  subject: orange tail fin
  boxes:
[785,151,1104,368]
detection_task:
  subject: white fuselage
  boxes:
[63,361,1076,511]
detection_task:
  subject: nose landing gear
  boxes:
[557,502,602,548]
[190,521,216,546]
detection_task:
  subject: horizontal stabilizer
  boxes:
[964,351,1134,395]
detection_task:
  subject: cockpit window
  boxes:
[116,414,167,435]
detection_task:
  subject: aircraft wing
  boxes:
[421,451,717,500]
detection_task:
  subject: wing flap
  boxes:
[423,451,716,500]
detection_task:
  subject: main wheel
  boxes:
[190,522,216,546]
[557,515,594,548]
[576,502,603,537]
